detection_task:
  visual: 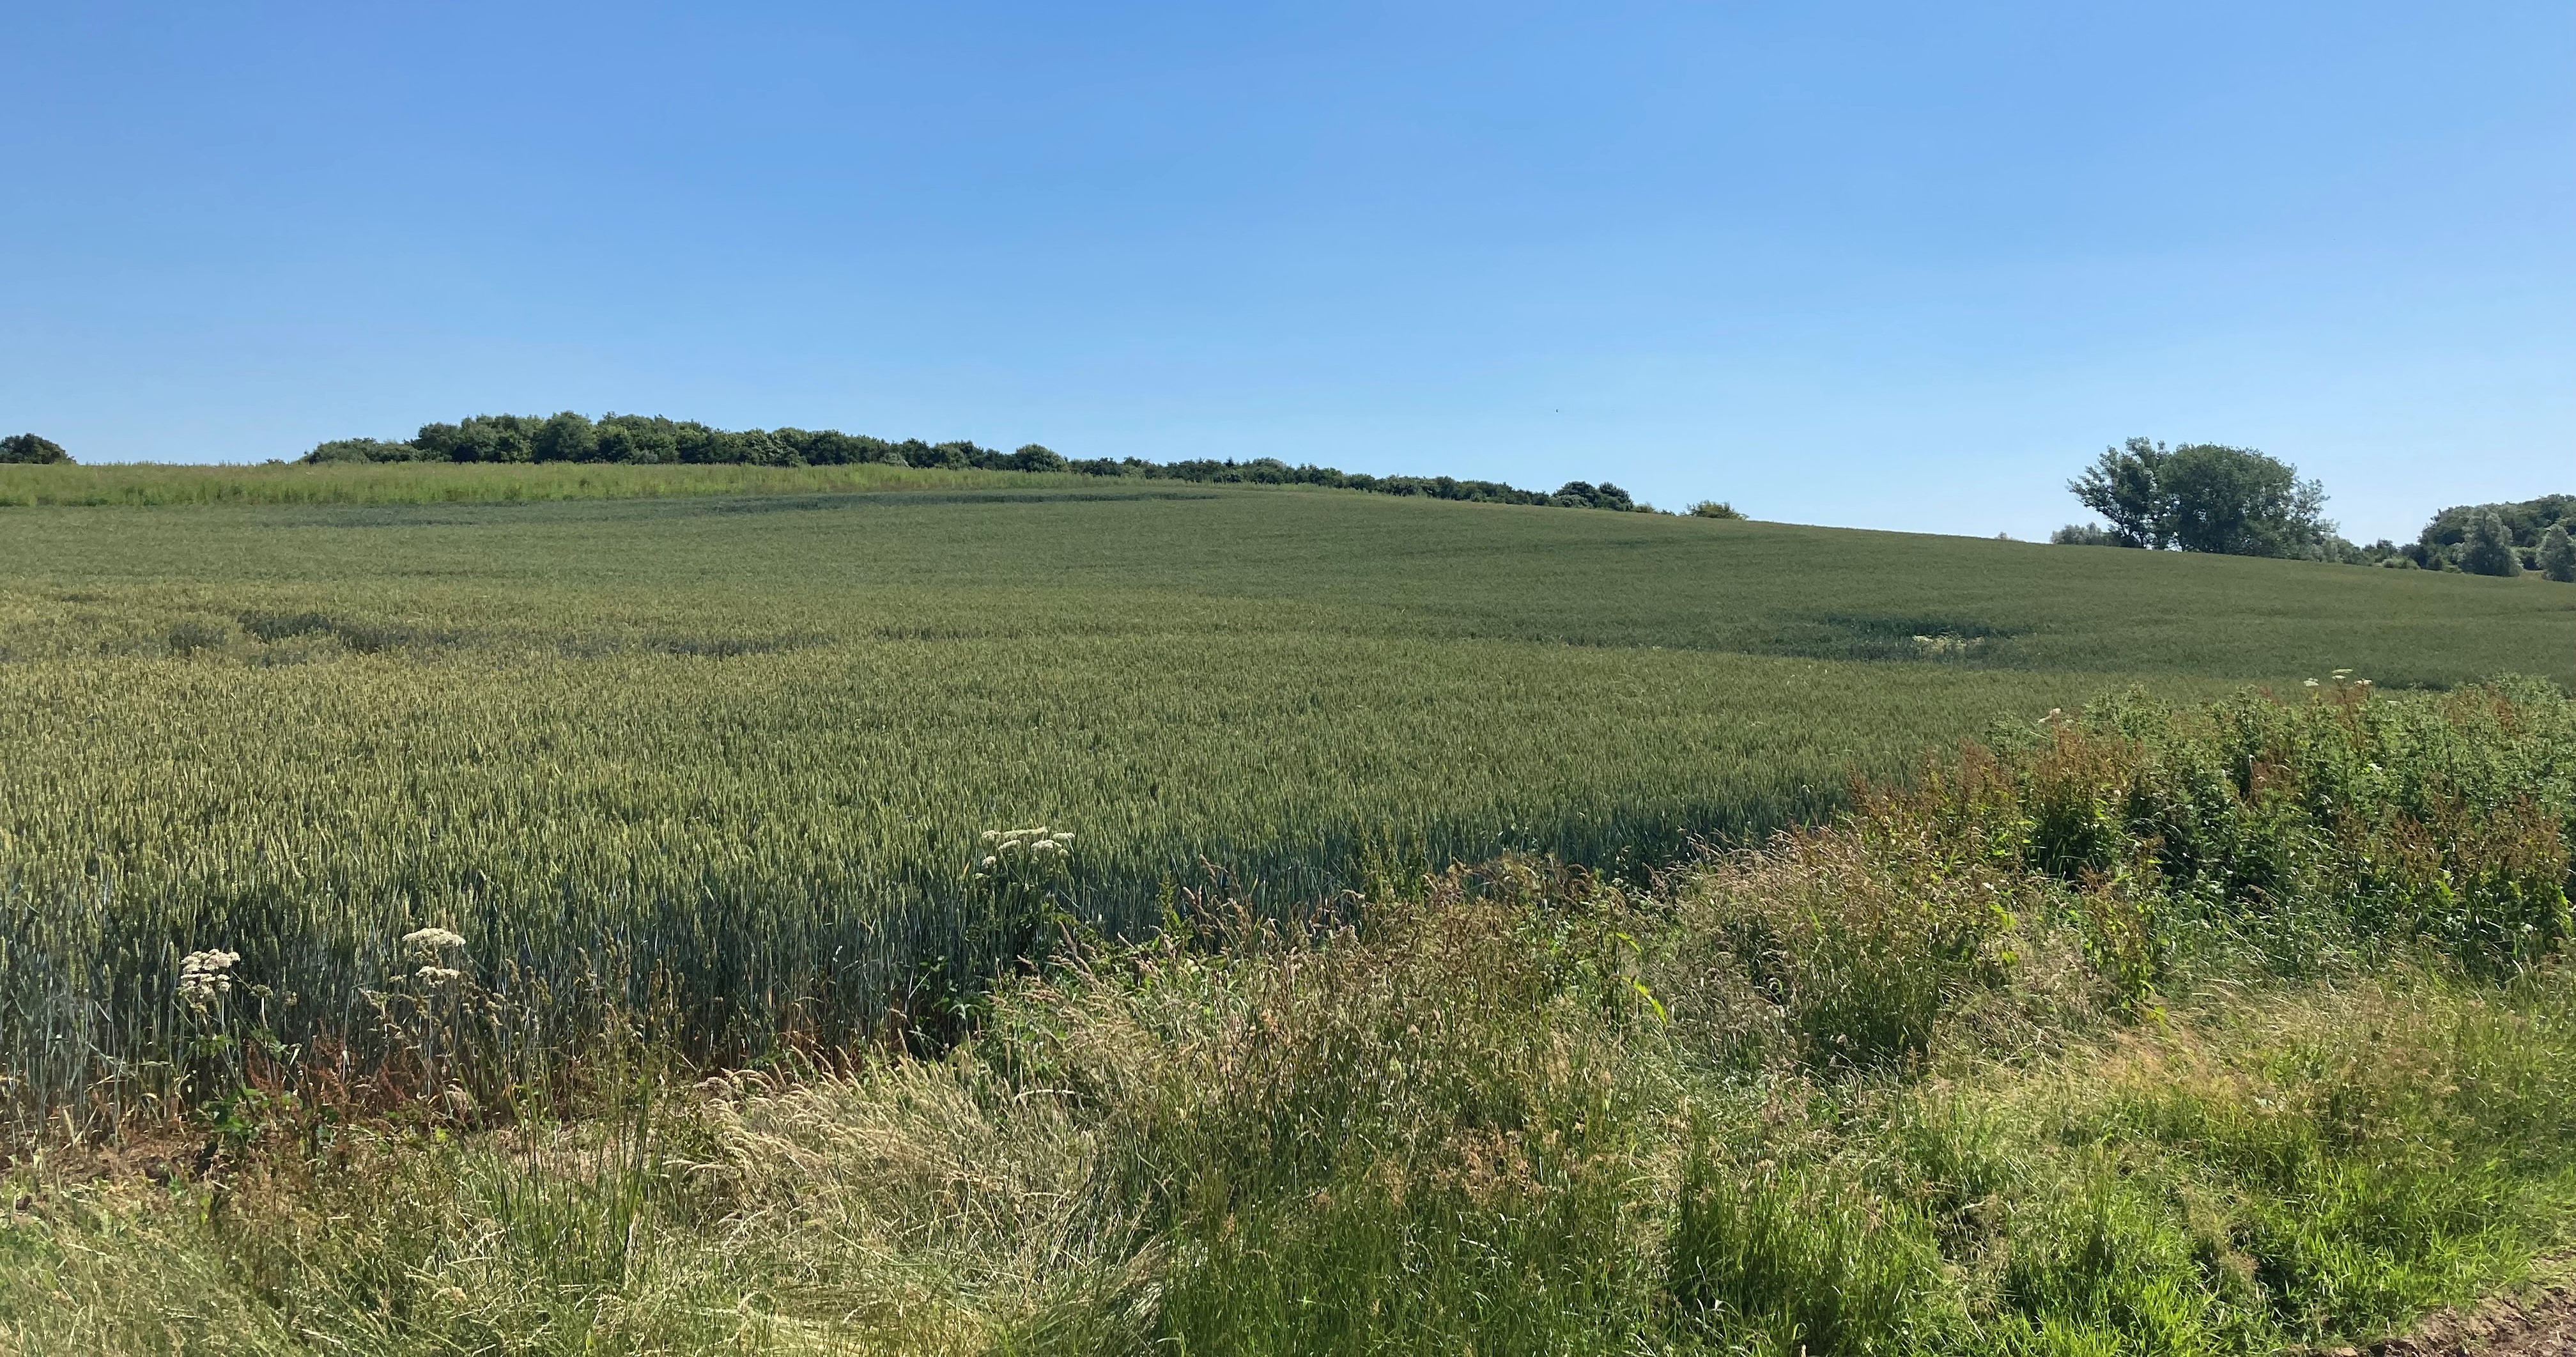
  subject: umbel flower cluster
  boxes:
[177,949,240,1005]
[401,926,468,986]
[973,826,1074,880]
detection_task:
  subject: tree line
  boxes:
[2053,438,2575,582]
[304,411,1653,512]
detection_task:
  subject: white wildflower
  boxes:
[402,927,466,952]
[414,965,465,986]
[178,949,240,1002]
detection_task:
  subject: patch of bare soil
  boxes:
[2333,1275,2576,1357]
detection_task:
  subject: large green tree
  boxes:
[2539,523,2576,583]
[0,433,71,464]
[2069,438,2333,557]
[2460,508,2525,577]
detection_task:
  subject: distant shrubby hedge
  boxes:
[0,433,71,464]
[305,411,1655,512]
[2398,493,2576,577]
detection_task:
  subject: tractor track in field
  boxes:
[2327,1273,2576,1357]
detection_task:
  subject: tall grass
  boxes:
[8,681,2576,1355]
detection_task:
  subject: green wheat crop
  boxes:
[2,478,2570,1134]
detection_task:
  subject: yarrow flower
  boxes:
[178,949,240,1004]
[972,826,1077,880]
[402,927,466,952]
[399,927,470,981]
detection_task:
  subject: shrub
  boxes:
[303,437,427,463]
[2542,523,2575,583]
[1688,500,1745,520]
[0,432,71,463]
[2460,508,2525,577]
[1007,444,1068,473]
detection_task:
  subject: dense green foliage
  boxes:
[0,460,1076,506]
[11,682,2576,1356]
[303,408,1649,511]
[3,482,2575,1140]
[2065,438,2334,558]
[2543,523,2576,582]
[2462,508,2526,577]
[2409,493,2576,576]
[0,433,70,465]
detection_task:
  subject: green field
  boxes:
[4,473,2573,1129]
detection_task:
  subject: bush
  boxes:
[2460,508,2524,577]
[0,432,71,463]
[2417,493,2573,563]
[304,437,428,463]
[1008,444,1068,474]
[1689,500,1745,520]
[2541,523,2575,583]
[2051,522,2120,546]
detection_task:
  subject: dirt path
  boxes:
[2347,1280,2576,1357]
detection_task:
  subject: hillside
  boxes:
[4,478,2572,1119]
[0,475,2564,683]
[11,477,2576,1356]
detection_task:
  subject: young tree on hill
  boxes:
[2538,522,2575,583]
[2460,508,2524,577]
[2068,438,2173,547]
[2069,438,2332,557]
[0,433,70,463]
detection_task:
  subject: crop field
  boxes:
[3,472,2573,1131]
[0,459,1077,506]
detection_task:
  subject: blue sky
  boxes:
[4,2,2568,541]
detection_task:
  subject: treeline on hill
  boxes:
[306,410,1652,511]
[2053,437,2575,580]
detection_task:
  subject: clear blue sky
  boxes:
[4,3,2568,541]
